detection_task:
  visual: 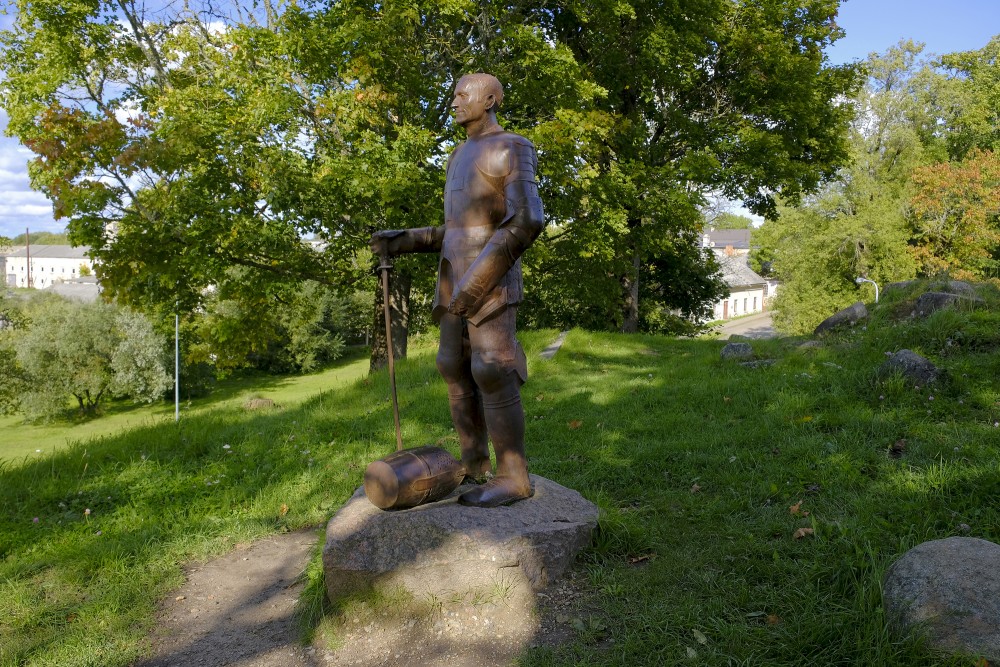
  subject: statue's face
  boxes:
[451,76,493,128]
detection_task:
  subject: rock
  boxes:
[322,475,598,606]
[883,537,1000,663]
[884,280,917,296]
[879,349,941,385]
[797,340,823,350]
[912,291,983,318]
[243,397,276,410]
[720,342,753,360]
[740,359,776,368]
[931,279,977,297]
[814,302,868,336]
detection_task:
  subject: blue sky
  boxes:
[2,1,999,239]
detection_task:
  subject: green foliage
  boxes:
[0,0,860,341]
[0,295,170,419]
[908,149,1000,279]
[190,278,348,375]
[764,36,1000,333]
[708,212,757,230]
[8,231,69,246]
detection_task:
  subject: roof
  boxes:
[702,228,752,249]
[6,245,92,259]
[714,250,766,288]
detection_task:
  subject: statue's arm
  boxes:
[449,139,544,317]
[370,226,444,257]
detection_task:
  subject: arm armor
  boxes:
[379,226,444,255]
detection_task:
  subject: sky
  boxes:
[2,0,999,239]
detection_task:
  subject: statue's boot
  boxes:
[449,392,491,479]
[458,398,532,507]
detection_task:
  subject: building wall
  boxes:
[5,255,95,289]
[713,285,767,320]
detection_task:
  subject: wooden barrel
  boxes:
[364,446,467,510]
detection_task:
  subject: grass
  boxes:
[2,283,999,666]
[0,347,371,462]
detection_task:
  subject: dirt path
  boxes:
[137,529,323,667]
[136,528,591,667]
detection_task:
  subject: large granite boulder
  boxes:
[814,302,868,336]
[323,475,598,605]
[883,537,1000,662]
[879,349,941,385]
[912,291,983,318]
[720,342,753,361]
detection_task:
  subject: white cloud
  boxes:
[0,111,61,237]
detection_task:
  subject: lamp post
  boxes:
[855,276,879,303]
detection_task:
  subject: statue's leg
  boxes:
[458,308,532,507]
[437,312,491,477]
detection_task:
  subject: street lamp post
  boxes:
[855,276,880,303]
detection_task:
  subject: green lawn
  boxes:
[1,283,998,666]
[0,347,371,463]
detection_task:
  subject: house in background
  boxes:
[702,228,771,320]
[3,245,95,290]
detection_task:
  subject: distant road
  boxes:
[713,310,778,339]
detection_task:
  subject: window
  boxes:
[753,297,758,311]
[743,298,747,312]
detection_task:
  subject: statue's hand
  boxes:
[369,230,404,258]
[448,285,482,317]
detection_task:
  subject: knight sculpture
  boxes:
[370,73,544,507]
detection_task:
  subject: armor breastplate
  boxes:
[433,135,525,325]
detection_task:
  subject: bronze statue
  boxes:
[370,73,544,508]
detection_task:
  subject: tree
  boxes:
[189,277,348,374]
[708,212,757,230]
[935,36,1000,160]
[9,231,69,246]
[0,296,170,419]
[755,41,930,333]
[2,0,859,354]
[908,149,1000,279]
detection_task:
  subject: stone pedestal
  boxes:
[323,474,597,605]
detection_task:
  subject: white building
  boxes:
[700,229,770,320]
[3,245,95,289]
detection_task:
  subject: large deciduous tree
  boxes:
[2,0,859,355]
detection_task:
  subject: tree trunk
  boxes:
[369,266,412,373]
[621,234,641,333]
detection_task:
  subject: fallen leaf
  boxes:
[973,659,989,667]
[629,553,654,565]
[690,483,702,494]
[535,393,544,401]
[723,396,732,403]
[789,501,809,517]
[799,415,813,422]
[692,628,708,645]
[793,527,814,540]
[745,611,766,618]
[686,646,698,659]
[175,595,186,601]
[767,614,781,625]
[568,419,583,430]
[280,503,289,516]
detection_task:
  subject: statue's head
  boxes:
[451,73,503,128]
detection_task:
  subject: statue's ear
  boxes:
[485,94,497,112]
